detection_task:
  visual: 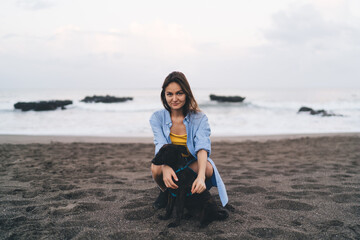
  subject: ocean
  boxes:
[0,88,359,137]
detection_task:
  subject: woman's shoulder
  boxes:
[150,109,169,121]
[188,111,208,122]
[152,108,167,115]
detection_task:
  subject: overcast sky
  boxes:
[1,0,359,89]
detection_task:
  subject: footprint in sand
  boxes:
[22,191,40,199]
[315,219,344,231]
[50,202,102,216]
[73,202,102,212]
[8,188,25,195]
[113,180,125,184]
[265,195,277,200]
[332,193,360,203]
[121,201,147,209]
[330,174,353,179]
[248,228,284,238]
[57,184,77,191]
[250,216,262,221]
[231,201,244,206]
[124,206,154,220]
[58,190,88,200]
[100,196,117,201]
[248,227,309,239]
[75,230,103,239]
[265,200,315,211]
[109,231,152,240]
[348,225,360,236]
[2,200,33,206]
[232,175,258,180]
[2,216,28,229]
[56,188,106,200]
[273,191,331,200]
[232,186,267,194]
[26,206,36,212]
[291,184,325,190]
[349,205,360,217]
[291,177,318,183]
[291,220,302,227]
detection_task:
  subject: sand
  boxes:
[0,134,359,239]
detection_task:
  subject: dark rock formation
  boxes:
[210,94,245,102]
[80,95,133,103]
[14,100,73,111]
[298,106,343,117]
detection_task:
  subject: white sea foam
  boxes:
[0,88,359,136]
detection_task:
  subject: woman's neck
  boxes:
[170,109,184,119]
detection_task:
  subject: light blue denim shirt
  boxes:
[149,109,228,207]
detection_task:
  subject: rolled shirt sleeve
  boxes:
[194,114,211,156]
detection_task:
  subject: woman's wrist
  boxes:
[197,173,206,181]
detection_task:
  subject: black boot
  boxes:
[153,189,168,209]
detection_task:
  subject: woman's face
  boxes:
[165,82,186,112]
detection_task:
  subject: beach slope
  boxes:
[0,135,359,239]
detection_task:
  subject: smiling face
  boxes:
[165,82,187,112]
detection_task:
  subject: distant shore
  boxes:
[0,132,359,144]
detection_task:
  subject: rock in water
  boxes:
[14,100,73,111]
[80,95,133,103]
[298,106,343,117]
[210,94,245,102]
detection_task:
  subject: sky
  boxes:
[1,0,360,89]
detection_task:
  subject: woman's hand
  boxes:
[162,165,178,189]
[191,176,206,194]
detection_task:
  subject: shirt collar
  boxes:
[165,110,190,125]
[165,110,172,126]
[184,113,190,123]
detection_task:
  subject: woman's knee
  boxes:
[189,161,213,179]
[205,161,214,178]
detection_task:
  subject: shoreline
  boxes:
[0,132,359,144]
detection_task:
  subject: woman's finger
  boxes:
[171,172,178,182]
[195,185,203,194]
[197,185,205,193]
[192,181,205,194]
[167,178,178,189]
[191,182,198,193]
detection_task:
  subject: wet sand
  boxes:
[0,135,359,239]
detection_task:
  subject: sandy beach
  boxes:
[1,134,359,239]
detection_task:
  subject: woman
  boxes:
[150,71,228,209]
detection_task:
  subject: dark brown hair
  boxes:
[161,71,200,116]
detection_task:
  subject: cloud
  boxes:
[16,0,54,10]
[127,21,198,58]
[0,21,200,88]
[236,4,360,88]
[42,21,198,61]
[1,2,359,89]
[263,4,360,51]
[264,5,335,45]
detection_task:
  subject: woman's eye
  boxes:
[166,93,172,96]
[177,92,184,95]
